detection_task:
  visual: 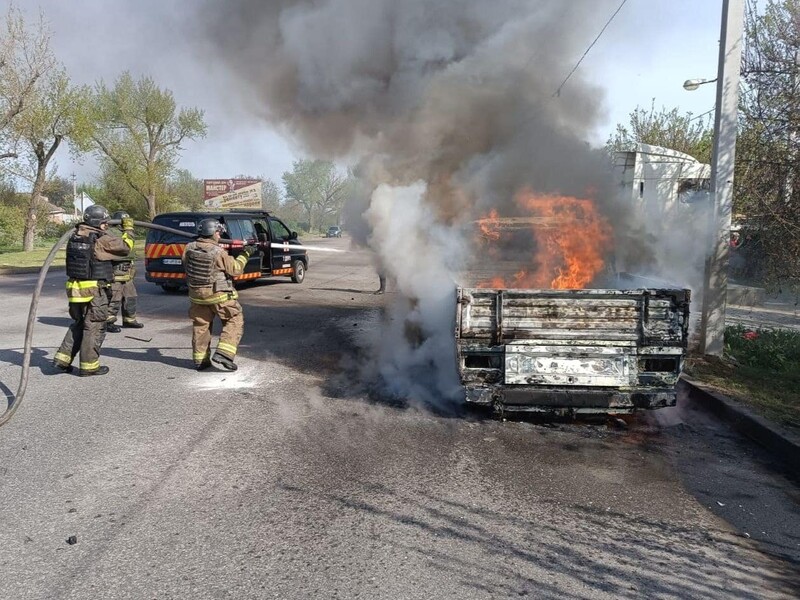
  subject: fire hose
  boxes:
[0,220,196,428]
[0,219,343,428]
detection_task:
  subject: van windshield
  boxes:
[147,216,199,244]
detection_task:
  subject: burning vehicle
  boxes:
[455,286,690,416]
[455,188,691,416]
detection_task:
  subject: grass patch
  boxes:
[0,240,146,269]
[685,325,800,429]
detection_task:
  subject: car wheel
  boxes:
[291,259,305,284]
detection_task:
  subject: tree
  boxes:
[262,178,282,211]
[736,0,800,288]
[92,162,148,219]
[607,102,714,163]
[166,168,203,211]
[282,159,348,231]
[43,174,74,210]
[91,72,207,220]
[0,5,55,161]
[11,68,91,250]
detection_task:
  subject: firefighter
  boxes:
[182,218,255,371]
[52,205,134,376]
[106,211,144,333]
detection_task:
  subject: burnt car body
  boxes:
[455,286,691,415]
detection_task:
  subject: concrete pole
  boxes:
[699,0,746,356]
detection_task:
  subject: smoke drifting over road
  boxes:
[199,0,634,407]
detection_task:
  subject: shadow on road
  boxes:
[275,479,800,598]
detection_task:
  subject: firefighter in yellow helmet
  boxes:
[182,218,255,371]
[105,211,144,333]
[52,205,134,376]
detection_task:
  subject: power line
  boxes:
[553,0,629,98]
[690,107,716,121]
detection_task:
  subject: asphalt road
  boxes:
[1,236,799,599]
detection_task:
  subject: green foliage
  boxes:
[38,218,72,240]
[724,324,800,372]
[0,5,56,160]
[0,202,23,246]
[91,72,207,219]
[166,168,203,211]
[607,101,713,163]
[9,60,92,250]
[736,0,800,291]
[43,175,74,209]
[262,178,282,211]
[282,159,348,232]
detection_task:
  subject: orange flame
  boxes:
[477,208,501,241]
[476,188,612,289]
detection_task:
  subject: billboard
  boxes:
[203,178,262,210]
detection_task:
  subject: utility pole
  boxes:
[699,0,745,356]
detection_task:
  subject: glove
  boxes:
[121,217,134,231]
[242,244,257,257]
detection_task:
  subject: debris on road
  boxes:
[66,535,77,545]
[124,335,152,342]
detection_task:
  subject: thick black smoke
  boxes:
[198,0,621,224]
[196,0,641,405]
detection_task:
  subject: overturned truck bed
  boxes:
[455,287,690,415]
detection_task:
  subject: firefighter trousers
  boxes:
[189,298,244,366]
[108,279,138,324]
[54,288,110,372]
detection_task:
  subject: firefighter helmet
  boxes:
[111,210,130,231]
[197,218,224,238]
[83,204,111,228]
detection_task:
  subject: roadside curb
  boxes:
[0,264,64,275]
[680,377,800,474]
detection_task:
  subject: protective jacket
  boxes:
[65,224,133,303]
[182,238,248,304]
[111,241,136,282]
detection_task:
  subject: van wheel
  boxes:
[161,283,181,293]
[291,259,305,284]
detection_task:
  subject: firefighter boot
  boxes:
[78,366,110,377]
[123,320,144,329]
[106,323,122,333]
[212,352,238,371]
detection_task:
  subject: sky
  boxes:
[13,0,724,188]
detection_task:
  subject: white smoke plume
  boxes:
[366,182,466,406]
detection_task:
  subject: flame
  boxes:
[475,188,612,289]
[477,208,501,241]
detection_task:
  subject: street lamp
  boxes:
[683,78,717,91]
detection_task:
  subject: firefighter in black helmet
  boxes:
[52,204,134,376]
[105,211,144,333]
[182,218,255,371]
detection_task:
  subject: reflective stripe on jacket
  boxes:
[65,226,131,301]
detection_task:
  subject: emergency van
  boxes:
[144,210,308,292]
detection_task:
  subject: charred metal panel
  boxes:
[456,287,690,412]
[504,345,631,387]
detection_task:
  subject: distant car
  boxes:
[326,226,342,238]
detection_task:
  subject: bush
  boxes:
[725,325,800,372]
[0,204,24,247]
[39,219,74,241]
